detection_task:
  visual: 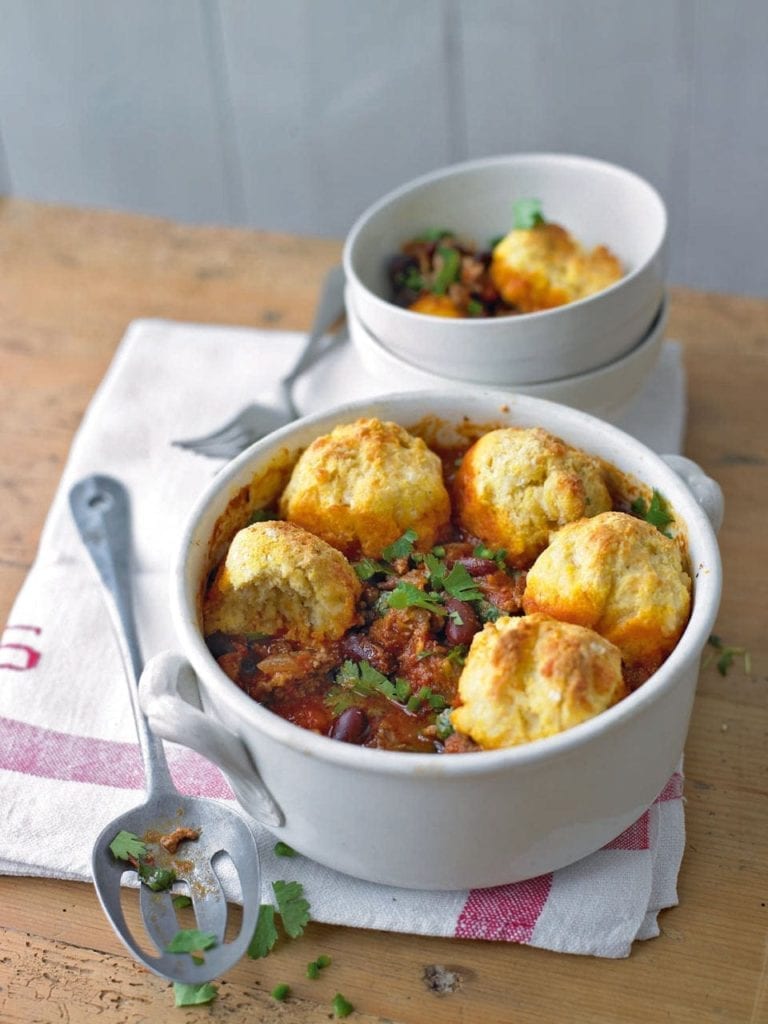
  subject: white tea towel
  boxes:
[0,319,687,958]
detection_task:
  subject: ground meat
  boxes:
[443,731,482,754]
[478,570,526,614]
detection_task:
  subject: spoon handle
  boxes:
[69,474,174,796]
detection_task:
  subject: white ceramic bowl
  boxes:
[343,154,667,385]
[140,392,722,891]
[347,286,668,422]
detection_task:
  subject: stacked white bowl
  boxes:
[342,154,668,420]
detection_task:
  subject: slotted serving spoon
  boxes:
[70,474,261,983]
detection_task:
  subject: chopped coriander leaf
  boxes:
[324,686,363,716]
[406,686,433,713]
[706,634,751,676]
[172,893,192,910]
[467,299,484,317]
[476,599,502,623]
[402,267,424,291]
[447,608,464,626]
[137,862,176,892]
[307,960,321,979]
[446,644,467,665]
[432,246,461,295]
[415,649,435,661]
[273,880,311,939]
[428,692,449,710]
[387,582,445,615]
[272,983,291,1001]
[335,659,395,700]
[473,543,507,568]
[394,677,411,701]
[382,528,419,561]
[317,954,332,968]
[431,545,446,557]
[442,563,483,602]
[274,840,297,857]
[631,489,674,535]
[243,630,270,642]
[109,830,147,863]
[173,981,218,1007]
[435,708,455,740]
[417,228,453,242]
[353,556,391,581]
[165,928,217,955]
[247,903,278,959]
[247,508,275,524]
[513,197,545,230]
[332,993,355,1018]
[425,552,448,589]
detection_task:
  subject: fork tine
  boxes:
[171,407,254,449]
[180,438,248,460]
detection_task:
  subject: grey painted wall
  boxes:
[0,0,766,297]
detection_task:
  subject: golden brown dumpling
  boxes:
[490,222,622,313]
[279,417,451,557]
[450,613,625,749]
[523,511,691,669]
[453,426,612,567]
[204,520,360,644]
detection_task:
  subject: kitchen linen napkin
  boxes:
[0,319,687,958]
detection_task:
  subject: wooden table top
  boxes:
[0,198,766,1024]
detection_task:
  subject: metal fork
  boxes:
[172,264,346,459]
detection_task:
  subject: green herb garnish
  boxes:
[631,489,674,536]
[435,708,455,740]
[394,677,411,701]
[473,543,507,568]
[109,830,146,863]
[402,267,425,291]
[424,551,448,589]
[247,903,278,959]
[165,928,217,955]
[432,246,461,295]
[274,841,297,857]
[707,634,752,676]
[335,659,395,700]
[271,983,291,1001]
[387,582,445,616]
[137,861,176,892]
[445,645,468,666]
[442,563,483,602]
[332,993,355,1018]
[172,893,192,910]
[353,556,391,581]
[513,197,545,229]
[273,880,311,939]
[173,981,218,1007]
[247,508,276,524]
[467,299,484,317]
[476,600,502,623]
[381,528,418,561]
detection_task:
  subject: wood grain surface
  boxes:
[0,199,766,1023]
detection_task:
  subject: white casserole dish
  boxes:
[139,391,722,890]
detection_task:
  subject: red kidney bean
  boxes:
[330,707,369,745]
[443,598,480,647]
[450,556,498,576]
[339,632,391,673]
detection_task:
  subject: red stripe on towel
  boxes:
[0,715,233,799]
[656,772,684,802]
[602,810,650,851]
[455,873,552,942]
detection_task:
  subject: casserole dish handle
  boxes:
[138,651,284,827]
[661,455,724,533]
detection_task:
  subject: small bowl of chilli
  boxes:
[342,153,667,385]
[139,391,722,891]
